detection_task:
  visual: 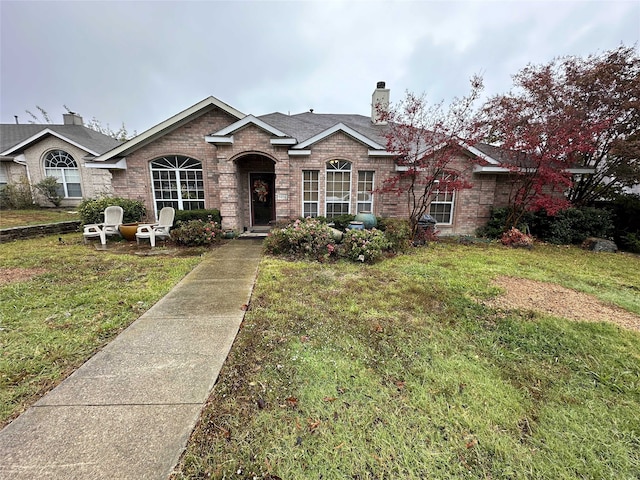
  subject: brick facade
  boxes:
[108,108,513,234]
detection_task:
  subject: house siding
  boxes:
[23,137,113,207]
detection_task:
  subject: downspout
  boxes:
[13,154,35,199]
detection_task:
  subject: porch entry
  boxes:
[250,172,275,227]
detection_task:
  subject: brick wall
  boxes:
[111,107,237,221]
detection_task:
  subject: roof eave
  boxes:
[1,128,100,156]
[93,96,245,162]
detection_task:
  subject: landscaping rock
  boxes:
[581,237,618,253]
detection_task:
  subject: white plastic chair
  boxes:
[83,206,124,245]
[136,207,175,247]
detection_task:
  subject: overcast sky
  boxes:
[1,0,638,135]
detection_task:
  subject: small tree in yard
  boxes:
[476,45,639,229]
[377,76,484,238]
[34,176,62,207]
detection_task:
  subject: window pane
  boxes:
[302,170,319,218]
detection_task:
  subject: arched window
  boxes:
[150,156,204,212]
[325,160,352,218]
[44,150,81,198]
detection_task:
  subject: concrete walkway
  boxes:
[0,239,264,480]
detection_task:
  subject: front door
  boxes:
[250,173,275,226]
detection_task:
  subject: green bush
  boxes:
[264,217,337,261]
[170,219,222,246]
[0,176,34,209]
[478,206,614,245]
[341,228,390,263]
[328,214,356,231]
[174,209,222,225]
[34,177,62,207]
[377,217,412,253]
[476,207,535,238]
[607,194,640,253]
[542,207,614,244]
[78,196,146,225]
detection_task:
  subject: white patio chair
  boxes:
[135,207,175,247]
[83,205,124,245]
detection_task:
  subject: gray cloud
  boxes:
[1,0,638,134]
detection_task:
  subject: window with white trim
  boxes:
[325,160,351,218]
[0,163,8,187]
[151,156,204,212]
[44,150,82,197]
[302,170,319,217]
[357,171,374,213]
[429,173,456,224]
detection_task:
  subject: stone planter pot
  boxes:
[354,211,377,229]
[119,223,139,241]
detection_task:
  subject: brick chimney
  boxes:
[63,112,83,125]
[371,81,390,125]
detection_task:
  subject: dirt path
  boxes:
[485,276,640,331]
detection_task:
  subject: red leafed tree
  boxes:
[476,46,639,229]
[377,76,484,237]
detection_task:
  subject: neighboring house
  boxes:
[0,113,122,206]
[2,84,567,235]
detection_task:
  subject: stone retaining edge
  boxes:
[0,221,82,242]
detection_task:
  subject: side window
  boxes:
[357,171,374,213]
[325,160,351,218]
[302,170,319,217]
[44,150,82,197]
[429,172,456,224]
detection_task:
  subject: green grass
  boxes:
[0,233,203,424]
[175,242,640,479]
[0,208,80,228]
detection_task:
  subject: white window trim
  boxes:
[150,156,204,217]
[325,160,352,218]
[356,171,375,214]
[302,170,320,218]
[429,177,456,225]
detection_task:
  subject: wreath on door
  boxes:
[253,180,269,202]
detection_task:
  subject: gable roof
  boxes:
[93,96,245,162]
[258,112,389,148]
[0,124,121,157]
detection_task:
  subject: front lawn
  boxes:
[0,208,80,229]
[0,233,204,425]
[175,242,640,479]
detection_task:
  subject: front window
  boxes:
[429,173,456,224]
[150,156,204,213]
[44,150,81,197]
[357,171,374,213]
[325,160,351,218]
[302,170,319,217]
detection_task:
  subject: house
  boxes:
[0,113,121,205]
[2,83,540,235]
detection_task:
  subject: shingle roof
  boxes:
[257,112,389,147]
[0,124,122,156]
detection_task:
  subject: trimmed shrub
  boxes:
[341,228,390,263]
[174,209,222,225]
[264,217,337,261]
[78,196,146,225]
[328,214,356,231]
[377,217,412,253]
[170,219,222,246]
[478,206,614,245]
[34,176,62,207]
